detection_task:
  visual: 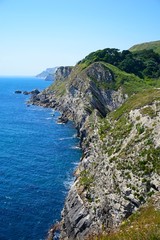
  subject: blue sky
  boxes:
[0,0,159,76]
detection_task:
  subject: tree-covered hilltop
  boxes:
[79,47,160,79]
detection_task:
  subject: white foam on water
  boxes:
[58,136,74,141]
[70,146,81,150]
[5,196,12,200]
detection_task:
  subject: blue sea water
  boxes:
[0,77,81,240]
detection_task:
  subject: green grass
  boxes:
[96,63,142,95]
[79,170,94,190]
[49,79,67,97]
[92,62,160,96]
[110,88,160,120]
[140,106,157,118]
[129,40,160,54]
[98,118,111,140]
[89,195,160,240]
[145,147,160,174]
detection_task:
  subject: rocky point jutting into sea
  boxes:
[29,44,160,240]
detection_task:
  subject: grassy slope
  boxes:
[129,40,160,54]
[94,195,160,240]
[110,88,160,120]
[92,62,160,96]
[95,88,160,239]
[103,63,160,95]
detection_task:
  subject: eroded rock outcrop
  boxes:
[55,66,73,81]
[60,100,160,239]
[29,63,160,239]
[30,63,127,128]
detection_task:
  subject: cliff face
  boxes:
[30,63,160,239]
[31,62,127,137]
[54,66,73,81]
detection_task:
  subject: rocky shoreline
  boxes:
[29,64,160,240]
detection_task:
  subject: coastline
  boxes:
[29,63,160,240]
[0,77,81,240]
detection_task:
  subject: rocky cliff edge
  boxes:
[29,62,160,239]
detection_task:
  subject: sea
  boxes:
[0,77,82,240]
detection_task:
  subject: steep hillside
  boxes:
[91,193,160,240]
[29,48,160,240]
[60,88,160,239]
[129,40,160,54]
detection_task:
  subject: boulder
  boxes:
[15,90,22,94]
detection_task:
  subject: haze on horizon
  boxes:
[0,0,159,76]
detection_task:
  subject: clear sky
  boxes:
[0,0,159,76]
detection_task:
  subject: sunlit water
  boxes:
[0,77,81,240]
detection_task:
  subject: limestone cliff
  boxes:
[29,62,160,239]
[54,66,73,82]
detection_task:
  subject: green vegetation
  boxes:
[49,79,67,97]
[98,118,111,140]
[129,40,160,54]
[110,88,160,120]
[141,147,160,175]
[48,41,160,102]
[136,123,145,135]
[98,113,133,158]
[49,42,160,102]
[80,170,94,189]
[140,106,156,118]
[79,47,160,79]
[81,61,160,97]
[90,198,160,240]
[98,86,160,180]
[101,63,160,96]
[103,63,143,93]
[112,128,160,176]
[46,42,160,240]
[45,41,160,240]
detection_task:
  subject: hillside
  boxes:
[92,193,160,240]
[29,43,160,240]
[129,40,160,54]
[79,47,160,79]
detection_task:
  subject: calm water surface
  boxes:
[0,77,81,240]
